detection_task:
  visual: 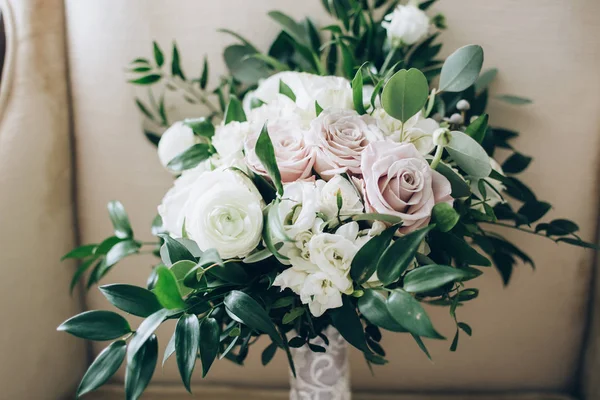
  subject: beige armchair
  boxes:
[1,0,599,399]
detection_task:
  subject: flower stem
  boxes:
[166,76,221,116]
[430,144,444,170]
[478,221,558,242]
[380,47,398,75]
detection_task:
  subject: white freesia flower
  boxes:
[273,267,308,294]
[183,168,265,259]
[278,181,321,239]
[157,161,212,237]
[212,121,258,161]
[244,72,353,115]
[382,3,430,47]
[157,121,199,172]
[372,109,439,154]
[317,176,364,220]
[300,272,344,317]
[471,158,506,209]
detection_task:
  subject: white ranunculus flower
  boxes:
[300,272,344,317]
[372,109,439,155]
[278,181,321,239]
[382,4,430,47]
[212,121,258,161]
[157,121,199,172]
[317,176,364,220]
[157,160,213,237]
[471,158,506,209]
[182,168,265,259]
[244,72,353,115]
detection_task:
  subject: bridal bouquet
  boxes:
[58,1,595,398]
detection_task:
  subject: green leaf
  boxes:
[549,219,579,235]
[518,201,551,224]
[184,117,215,139]
[431,203,459,232]
[403,265,472,293]
[104,240,140,269]
[199,317,220,377]
[387,290,444,339]
[224,291,283,347]
[330,296,371,354]
[175,314,200,392]
[338,40,355,78]
[107,201,133,239]
[159,234,196,265]
[352,65,367,114]
[432,232,491,266]
[475,68,497,94]
[224,45,270,85]
[458,322,472,336]
[446,130,492,178]
[350,225,397,284]
[125,334,158,400]
[163,331,176,367]
[268,11,309,46]
[199,56,209,89]
[358,290,407,332]
[315,101,323,116]
[279,79,296,101]
[261,342,278,366]
[217,29,260,52]
[255,123,283,196]
[282,307,305,324]
[382,68,429,123]
[438,45,484,92]
[57,310,131,341]
[495,94,532,105]
[62,244,97,260]
[127,309,170,364]
[351,213,404,224]
[128,74,161,85]
[152,266,186,310]
[171,42,185,79]
[411,334,432,360]
[502,152,532,174]
[433,162,471,198]
[166,143,212,172]
[77,340,126,397]
[465,113,488,144]
[153,41,164,67]
[377,225,434,286]
[99,284,162,318]
[70,258,96,294]
[224,95,247,124]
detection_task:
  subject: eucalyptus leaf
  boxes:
[475,68,497,94]
[446,130,492,178]
[438,45,484,92]
[382,68,429,123]
[431,161,471,198]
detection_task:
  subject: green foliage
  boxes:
[77,340,126,398]
[175,314,200,392]
[446,130,492,178]
[387,290,444,339]
[199,317,220,376]
[382,68,429,123]
[57,310,131,341]
[350,225,398,284]
[255,123,284,196]
[438,45,484,92]
[99,284,162,318]
[125,334,158,400]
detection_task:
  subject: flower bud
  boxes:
[448,113,464,125]
[456,99,471,111]
[432,128,451,147]
[382,4,430,47]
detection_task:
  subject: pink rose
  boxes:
[244,120,315,183]
[308,109,383,180]
[361,141,453,233]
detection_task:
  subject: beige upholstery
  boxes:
[0,0,87,398]
[1,0,599,398]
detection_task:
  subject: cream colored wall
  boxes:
[64,0,600,394]
[0,0,88,398]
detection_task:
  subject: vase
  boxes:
[289,326,351,400]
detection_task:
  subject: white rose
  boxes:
[372,109,439,154]
[244,72,353,114]
[382,4,430,47]
[317,176,364,220]
[157,161,212,237]
[300,272,344,317]
[471,158,506,210]
[246,94,309,127]
[212,121,258,161]
[278,181,321,239]
[183,168,265,259]
[308,109,384,179]
[157,121,199,172]
[244,120,315,183]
